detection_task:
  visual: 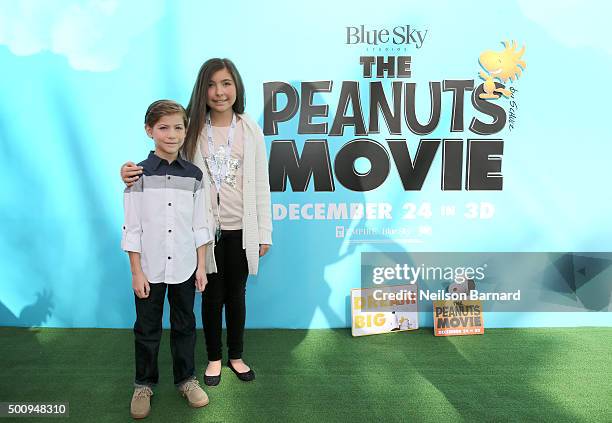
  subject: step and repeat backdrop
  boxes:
[1,0,611,328]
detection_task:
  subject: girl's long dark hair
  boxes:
[184,58,246,161]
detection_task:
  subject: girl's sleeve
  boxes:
[254,127,273,245]
[121,176,143,253]
[193,175,213,248]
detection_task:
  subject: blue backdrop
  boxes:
[1,0,611,329]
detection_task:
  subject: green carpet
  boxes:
[0,327,611,422]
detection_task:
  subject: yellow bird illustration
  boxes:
[478,40,526,99]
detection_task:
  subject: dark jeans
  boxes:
[134,273,196,386]
[202,229,249,361]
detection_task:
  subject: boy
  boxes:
[121,100,211,419]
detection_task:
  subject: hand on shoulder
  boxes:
[121,161,143,187]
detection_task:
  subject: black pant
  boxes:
[202,230,249,361]
[134,273,196,386]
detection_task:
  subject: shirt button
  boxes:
[167,176,171,180]
[168,256,171,260]
[168,229,172,233]
[168,202,172,206]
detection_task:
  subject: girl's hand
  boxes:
[121,161,143,187]
[259,244,271,257]
[132,272,150,298]
[195,267,208,292]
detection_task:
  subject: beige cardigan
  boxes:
[191,113,273,275]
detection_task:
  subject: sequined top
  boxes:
[200,116,245,230]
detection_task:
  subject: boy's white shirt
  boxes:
[121,154,213,283]
[190,112,272,275]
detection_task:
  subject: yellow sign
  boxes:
[433,300,484,336]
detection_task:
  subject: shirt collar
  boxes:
[175,156,188,169]
[147,151,186,170]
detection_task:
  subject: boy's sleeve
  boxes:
[121,176,143,253]
[193,176,213,248]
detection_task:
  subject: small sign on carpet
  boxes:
[351,284,418,337]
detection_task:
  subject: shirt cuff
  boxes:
[194,228,213,248]
[121,232,142,253]
[258,228,272,245]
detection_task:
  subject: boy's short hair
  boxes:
[144,100,188,128]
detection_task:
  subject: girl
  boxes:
[121,58,272,386]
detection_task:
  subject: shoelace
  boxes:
[181,379,201,392]
[134,387,153,398]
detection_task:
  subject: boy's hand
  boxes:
[132,271,150,298]
[195,267,207,292]
[121,161,143,187]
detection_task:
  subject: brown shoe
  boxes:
[179,378,209,408]
[130,385,153,419]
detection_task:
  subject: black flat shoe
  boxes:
[227,361,255,382]
[204,372,221,386]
